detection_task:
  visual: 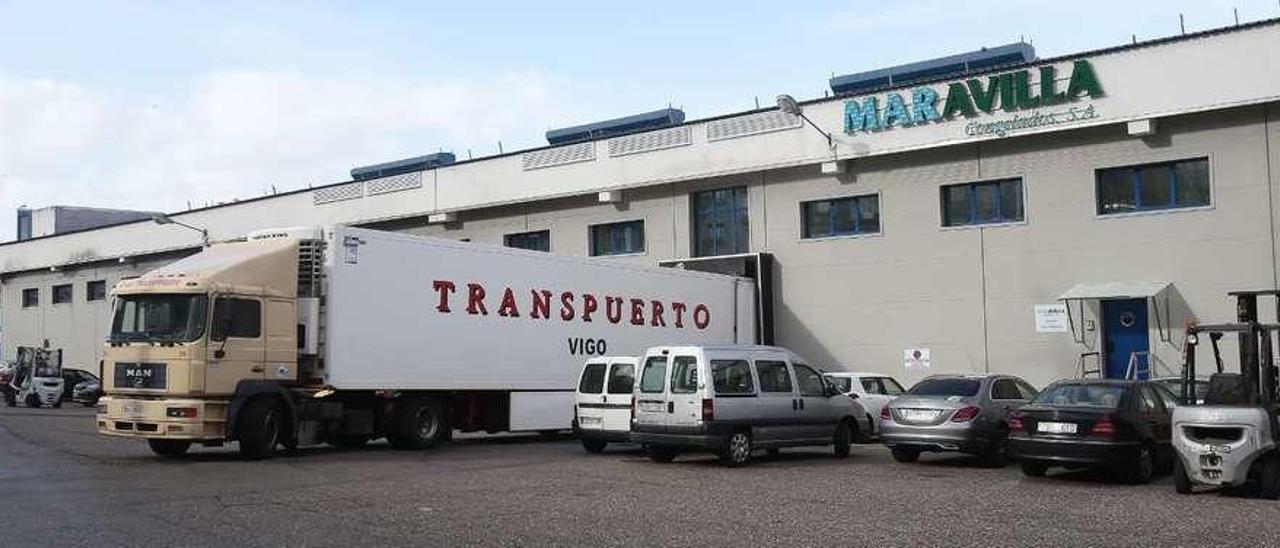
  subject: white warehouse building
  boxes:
[3,21,1280,389]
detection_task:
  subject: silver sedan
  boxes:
[880,374,1037,466]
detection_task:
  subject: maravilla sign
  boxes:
[843,60,1104,137]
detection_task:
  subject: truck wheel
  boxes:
[580,439,607,453]
[891,448,920,463]
[52,398,62,409]
[148,439,192,457]
[1174,457,1193,495]
[25,394,40,408]
[719,430,752,467]
[645,445,678,463]
[389,397,447,450]
[833,420,852,458]
[238,397,282,460]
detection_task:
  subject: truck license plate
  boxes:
[1037,421,1077,434]
[122,402,144,417]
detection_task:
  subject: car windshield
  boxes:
[1154,379,1209,400]
[109,294,208,343]
[826,376,852,393]
[1033,384,1126,409]
[909,378,981,397]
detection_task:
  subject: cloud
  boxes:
[0,69,570,241]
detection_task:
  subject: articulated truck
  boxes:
[97,226,757,458]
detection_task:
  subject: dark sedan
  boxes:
[1008,379,1179,483]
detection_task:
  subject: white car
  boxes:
[823,372,906,436]
[573,357,638,453]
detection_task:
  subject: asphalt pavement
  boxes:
[1,405,1278,547]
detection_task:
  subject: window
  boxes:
[1032,383,1125,409]
[211,297,261,339]
[1138,386,1161,412]
[1015,380,1038,400]
[802,194,880,238]
[991,379,1022,400]
[590,220,645,256]
[670,356,698,394]
[1096,157,1210,215]
[1152,383,1180,409]
[693,187,749,256]
[87,280,107,302]
[21,288,38,308]
[504,230,550,252]
[861,378,885,395]
[578,363,606,394]
[826,376,852,393]
[941,178,1024,227]
[881,378,905,395]
[793,364,826,397]
[640,356,667,393]
[606,363,635,394]
[110,295,208,343]
[756,361,793,393]
[712,359,755,395]
[52,284,73,305]
[910,377,981,397]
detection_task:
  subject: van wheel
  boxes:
[891,448,920,463]
[833,421,852,458]
[388,397,448,450]
[646,445,678,463]
[720,431,752,467]
[238,397,282,460]
[1021,461,1048,477]
[148,439,192,457]
[1129,444,1155,484]
[580,439,607,453]
[1174,457,1193,495]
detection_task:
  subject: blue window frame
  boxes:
[504,230,550,252]
[1096,157,1210,215]
[801,194,880,238]
[941,178,1024,227]
[590,220,645,256]
[693,187,748,257]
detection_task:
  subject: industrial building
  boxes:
[2,20,1280,388]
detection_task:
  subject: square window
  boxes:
[590,220,645,256]
[52,284,73,304]
[801,194,880,238]
[87,280,107,302]
[941,178,1024,227]
[22,288,38,308]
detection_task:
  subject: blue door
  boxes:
[1103,299,1149,379]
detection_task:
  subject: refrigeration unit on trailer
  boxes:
[96,225,758,459]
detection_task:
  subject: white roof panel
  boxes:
[1057,281,1171,300]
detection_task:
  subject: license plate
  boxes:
[1037,421,1078,434]
[639,401,664,412]
[579,416,602,426]
[122,402,144,418]
[899,409,938,422]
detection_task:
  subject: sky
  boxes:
[1,0,1278,241]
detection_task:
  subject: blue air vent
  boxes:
[350,152,456,181]
[830,43,1035,96]
[546,108,686,146]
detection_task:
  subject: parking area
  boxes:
[2,405,1278,547]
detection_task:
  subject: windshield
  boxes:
[1154,379,1209,400]
[109,294,208,343]
[909,378,981,397]
[1033,384,1125,409]
[826,376,852,393]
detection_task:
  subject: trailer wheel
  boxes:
[238,397,282,460]
[148,439,192,458]
[389,397,447,450]
[1174,457,1193,495]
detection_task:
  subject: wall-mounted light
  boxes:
[777,94,834,150]
[151,214,209,248]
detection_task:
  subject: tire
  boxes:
[833,421,852,458]
[646,445,677,463]
[4,392,14,407]
[388,397,447,450]
[580,438,607,454]
[1129,444,1155,484]
[980,431,1010,468]
[1174,457,1193,495]
[891,448,920,463]
[52,398,62,409]
[720,430,752,467]
[1258,455,1280,500]
[326,434,371,449]
[237,397,282,460]
[25,394,40,408]
[148,439,192,457]
[1021,460,1048,477]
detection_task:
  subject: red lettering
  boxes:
[650,300,666,327]
[498,287,520,317]
[432,280,456,313]
[672,302,687,328]
[694,304,711,329]
[530,290,552,319]
[605,297,624,324]
[466,283,488,315]
[581,294,598,322]
[630,299,645,326]
[560,292,576,321]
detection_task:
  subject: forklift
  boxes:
[1173,290,1280,498]
[3,346,64,408]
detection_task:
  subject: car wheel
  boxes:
[1258,455,1280,500]
[980,431,1010,468]
[1174,457,1193,495]
[1021,460,1048,477]
[148,439,192,457]
[1130,444,1155,484]
[238,397,282,460]
[891,448,920,463]
[833,420,852,458]
[646,445,677,463]
[720,431,752,467]
[580,439,607,454]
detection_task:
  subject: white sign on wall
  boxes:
[1035,304,1070,333]
[904,348,931,370]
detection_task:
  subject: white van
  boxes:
[630,345,871,466]
[573,357,638,453]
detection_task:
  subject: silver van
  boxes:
[630,345,871,466]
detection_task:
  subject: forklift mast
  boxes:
[1182,290,1280,406]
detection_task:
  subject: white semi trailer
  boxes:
[97,226,757,458]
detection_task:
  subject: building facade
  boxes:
[2,21,1279,388]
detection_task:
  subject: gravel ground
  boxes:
[1,405,1278,547]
